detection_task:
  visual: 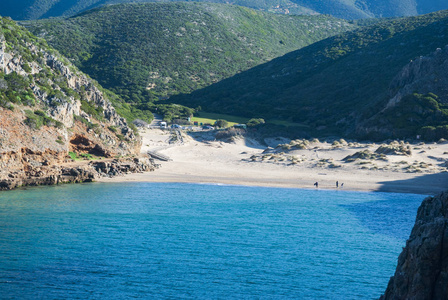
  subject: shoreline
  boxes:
[96,128,448,196]
[97,169,446,196]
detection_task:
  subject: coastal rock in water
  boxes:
[0,157,156,190]
[380,191,448,300]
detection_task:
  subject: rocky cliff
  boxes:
[380,191,448,300]
[386,45,448,109]
[358,44,448,141]
[0,17,154,190]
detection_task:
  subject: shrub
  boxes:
[22,63,32,73]
[68,151,78,160]
[24,111,44,129]
[24,109,64,130]
[214,119,228,128]
[80,100,104,120]
[247,118,265,127]
[80,153,94,160]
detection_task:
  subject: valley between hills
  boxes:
[2,1,448,298]
[0,2,447,193]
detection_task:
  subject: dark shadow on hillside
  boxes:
[169,11,448,138]
[377,172,448,195]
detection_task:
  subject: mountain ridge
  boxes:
[170,10,448,140]
[2,0,448,20]
[23,2,355,117]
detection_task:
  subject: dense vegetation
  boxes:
[0,17,147,124]
[171,10,448,139]
[2,0,448,20]
[365,93,448,141]
[0,17,57,111]
[23,2,354,110]
[0,0,313,20]
[290,0,448,19]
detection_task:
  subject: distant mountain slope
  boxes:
[0,0,314,20]
[24,2,354,105]
[297,0,439,19]
[171,10,448,140]
[2,0,448,20]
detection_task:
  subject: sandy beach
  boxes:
[99,128,448,195]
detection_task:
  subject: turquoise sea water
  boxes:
[0,183,425,299]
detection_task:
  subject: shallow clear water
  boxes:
[0,183,425,299]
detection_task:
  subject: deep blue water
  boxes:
[0,183,425,299]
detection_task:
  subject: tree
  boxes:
[214,119,228,128]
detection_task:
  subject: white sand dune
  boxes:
[101,128,448,195]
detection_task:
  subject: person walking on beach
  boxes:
[336,181,339,188]
[314,182,318,188]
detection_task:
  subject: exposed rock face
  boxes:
[357,45,448,140]
[386,45,448,109]
[0,157,157,191]
[0,17,152,190]
[380,191,448,300]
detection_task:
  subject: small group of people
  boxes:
[313,181,344,188]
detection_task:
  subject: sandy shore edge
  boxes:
[97,168,447,195]
[97,128,448,196]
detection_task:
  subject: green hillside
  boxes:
[0,16,144,150]
[0,16,152,124]
[23,2,354,106]
[290,0,416,19]
[170,10,448,139]
[2,0,448,20]
[0,0,313,20]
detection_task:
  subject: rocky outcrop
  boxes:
[380,191,448,300]
[356,45,448,140]
[0,17,152,190]
[43,51,136,140]
[0,157,157,191]
[91,157,156,177]
[386,45,448,109]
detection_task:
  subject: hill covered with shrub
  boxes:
[0,0,448,20]
[2,0,448,21]
[291,0,448,19]
[23,2,354,106]
[171,10,448,140]
[0,0,314,20]
[0,16,157,189]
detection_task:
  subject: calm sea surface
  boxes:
[0,183,425,299]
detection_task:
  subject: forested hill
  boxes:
[291,0,448,19]
[23,2,354,105]
[2,0,448,21]
[0,0,315,20]
[170,10,448,140]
